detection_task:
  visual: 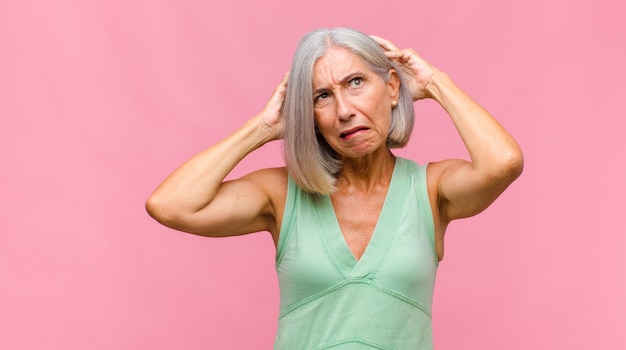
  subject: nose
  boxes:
[335,92,354,122]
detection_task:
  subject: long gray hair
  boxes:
[283,27,414,194]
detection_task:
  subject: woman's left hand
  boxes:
[370,35,440,101]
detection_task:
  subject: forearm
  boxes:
[146,116,275,221]
[426,73,523,175]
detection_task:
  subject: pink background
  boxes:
[1,0,625,349]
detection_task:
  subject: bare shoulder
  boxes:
[425,159,466,202]
[427,155,521,223]
[426,159,468,180]
[241,166,289,242]
[242,166,288,199]
[426,157,478,216]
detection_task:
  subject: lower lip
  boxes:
[342,129,368,140]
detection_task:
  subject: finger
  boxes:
[278,72,289,88]
[382,50,405,59]
[274,72,289,95]
[382,49,415,63]
[267,73,289,107]
[369,35,399,51]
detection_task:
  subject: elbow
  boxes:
[499,147,524,182]
[145,195,158,219]
[479,146,524,185]
[145,194,204,235]
[145,193,175,226]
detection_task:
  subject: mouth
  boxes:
[340,127,369,139]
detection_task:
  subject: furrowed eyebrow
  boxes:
[340,71,366,85]
[313,87,329,96]
[312,71,366,95]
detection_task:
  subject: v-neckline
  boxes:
[314,158,410,277]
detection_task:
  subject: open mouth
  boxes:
[340,127,369,139]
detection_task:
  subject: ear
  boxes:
[387,69,400,101]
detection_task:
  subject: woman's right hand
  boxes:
[257,72,289,141]
[147,74,290,239]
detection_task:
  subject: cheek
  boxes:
[313,110,333,130]
[370,101,393,129]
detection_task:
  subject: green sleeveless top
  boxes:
[275,158,439,349]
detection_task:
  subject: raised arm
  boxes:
[424,73,523,222]
[145,74,289,240]
[372,36,523,225]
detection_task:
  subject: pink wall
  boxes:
[1,0,624,349]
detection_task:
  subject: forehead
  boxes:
[312,47,371,87]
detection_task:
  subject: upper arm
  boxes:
[430,157,523,224]
[158,167,288,239]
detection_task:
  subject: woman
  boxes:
[146,28,523,349]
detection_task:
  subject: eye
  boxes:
[349,77,363,88]
[314,92,330,103]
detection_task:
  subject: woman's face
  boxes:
[312,46,399,159]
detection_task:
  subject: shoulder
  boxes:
[426,159,467,179]
[425,158,468,204]
[242,166,288,200]
[244,166,288,187]
[244,167,288,245]
[242,166,289,222]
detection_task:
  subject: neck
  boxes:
[335,149,396,193]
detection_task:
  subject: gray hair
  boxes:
[282,27,414,194]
